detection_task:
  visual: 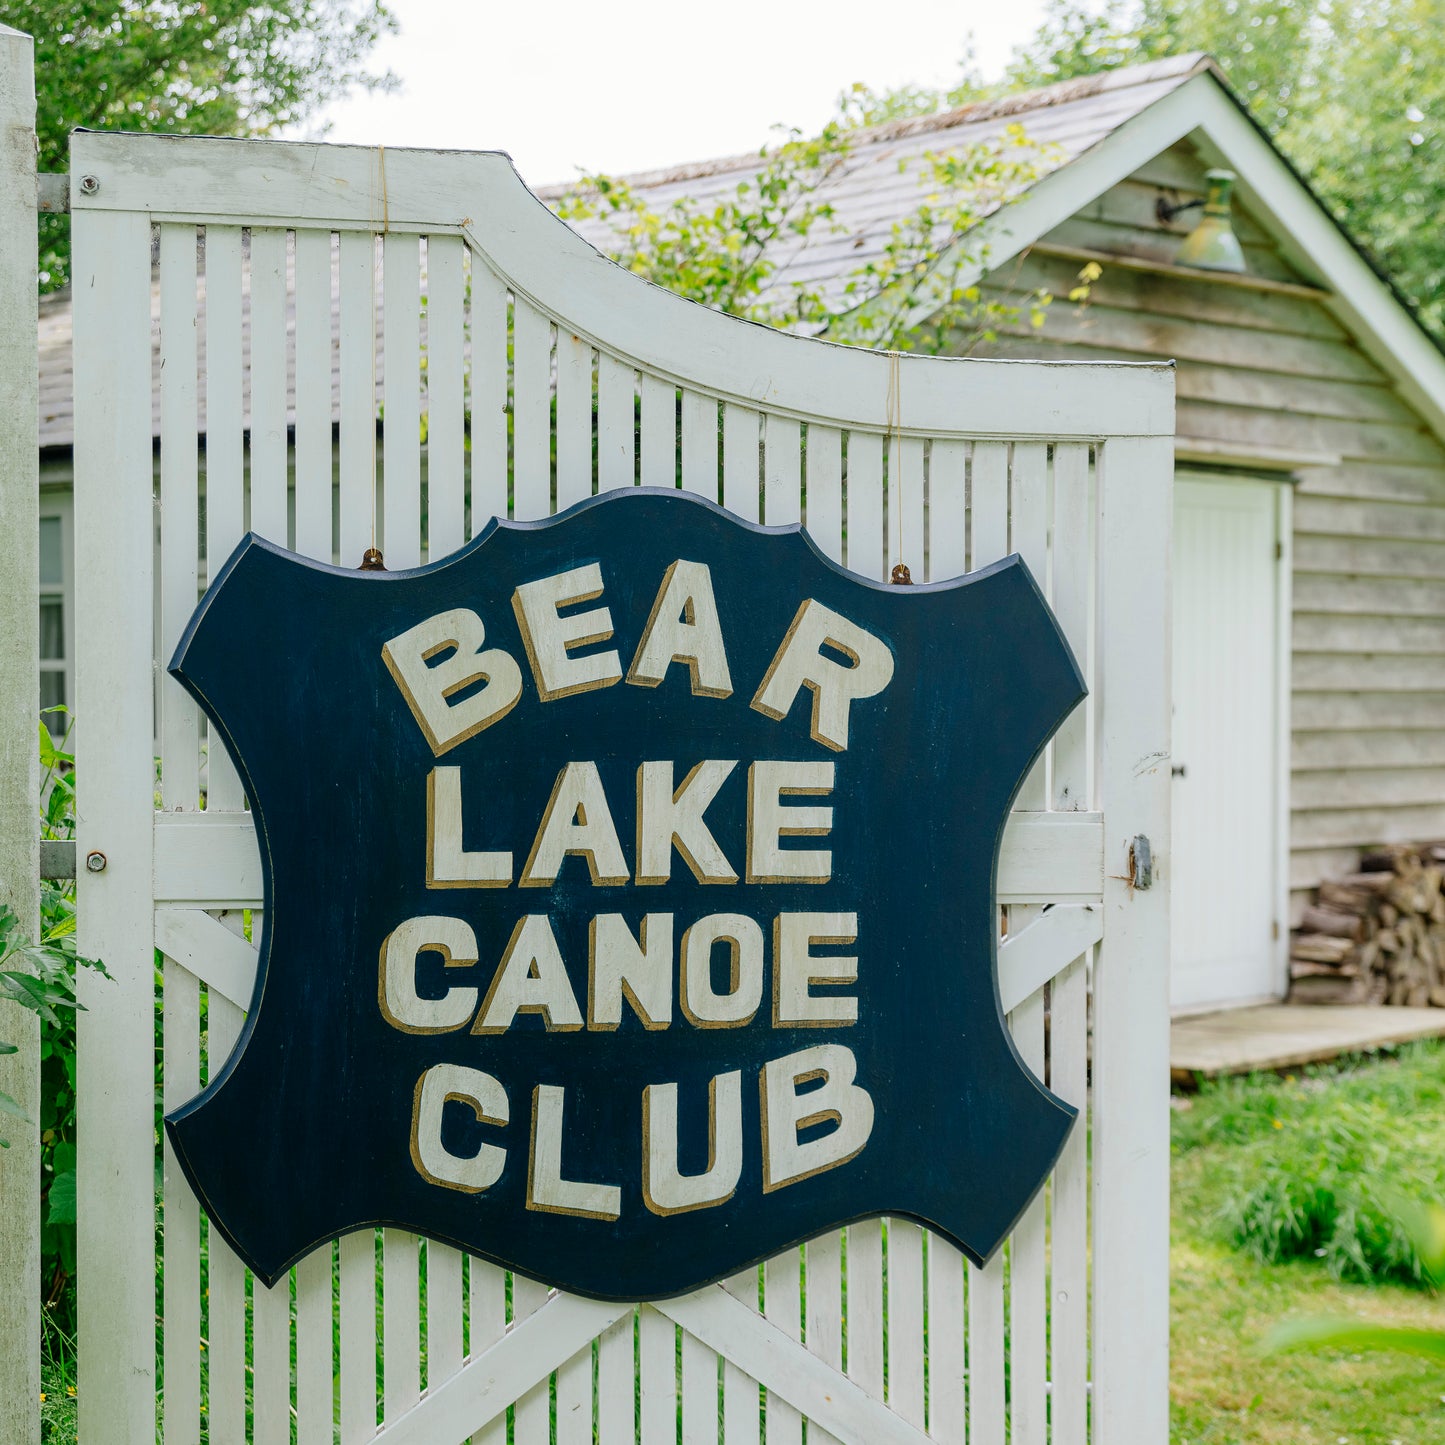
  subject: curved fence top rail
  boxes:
[70,131,1174,442]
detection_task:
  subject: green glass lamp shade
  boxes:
[1177,169,1247,273]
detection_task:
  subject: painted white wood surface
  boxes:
[1171,475,1281,1009]
[72,132,1172,1445]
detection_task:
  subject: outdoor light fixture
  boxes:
[1156,168,1247,274]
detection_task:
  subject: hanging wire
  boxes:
[886,351,913,584]
[360,145,388,568]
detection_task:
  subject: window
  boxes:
[38,495,73,739]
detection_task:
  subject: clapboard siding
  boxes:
[1293,613,1445,654]
[1293,574,1445,617]
[978,137,1445,900]
[1293,729,1445,770]
[1295,462,1445,504]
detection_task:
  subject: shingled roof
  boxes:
[36,53,1210,452]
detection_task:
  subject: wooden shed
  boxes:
[34,54,1445,1015]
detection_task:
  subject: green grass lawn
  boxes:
[1171,1041,1445,1444]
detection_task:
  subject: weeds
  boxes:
[1174,1043,1445,1286]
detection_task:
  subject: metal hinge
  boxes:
[37,172,68,214]
[1128,834,1154,891]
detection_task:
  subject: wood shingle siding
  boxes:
[975,137,1445,918]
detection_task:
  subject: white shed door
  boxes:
[1171,474,1282,1011]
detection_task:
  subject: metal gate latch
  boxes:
[1128,835,1153,891]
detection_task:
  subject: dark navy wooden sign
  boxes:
[165,487,1084,1299]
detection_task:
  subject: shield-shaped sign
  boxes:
[165,487,1084,1299]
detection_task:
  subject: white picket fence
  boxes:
[57,125,1173,1443]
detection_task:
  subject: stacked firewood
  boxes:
[1289,843,1445,1006]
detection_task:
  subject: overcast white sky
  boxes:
[314,1,1055,188]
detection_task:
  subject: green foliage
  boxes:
[1266,1195,1445,1369]
[7,0,398,291]
[1173,1044,1445,1287]
[1002,0,1445,337]
[0,713,112,1338]
[557,113,1060,353]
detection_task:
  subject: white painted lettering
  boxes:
[642,1071,743,1215]
[747,760,834,883]
[410,1063,509,1193]
[378,916,479,1034]
[627,560,733,697]
[526,1084,622,1219]
[751,599,894,751]
[512,563,623,701]
[760,1044,875,1192]
[636,760,738,885]
[382,608,523,756]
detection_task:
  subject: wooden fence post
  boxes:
[0,22,40,1445]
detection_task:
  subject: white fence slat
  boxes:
[681,388,718,497]
[1007,990,1048,1445]
[555,328,593,510]
[1051,955,1089,1445]
[555,1343,593,1445]
[198,965,246,1442]
[927,439,967,583]
[845,1221,884,1400]
[295,1247,334,1442]
[844,432,884,581]
[639,374,676,489]
[998,905,1103,1016]
[966,1254,1004,1445]
[596,1309,636,1443]
[426,234,467,558]
[970,442,1008,572]
[638,1305,676,1445]
[427,1243,465,1387]
[763,413,801,525]
[294,227,334,562]
[597,353,637,492]
[511,298,553,520]
[161,962,200,1445]
[248,227,290,545]
[1052,444,1094,811]
[1093,434,1173,1442]
[468,1259,507,1445]
[338,229,378,569]
[383,233,423,568]
[202,225,245,594]
[722,404,760,521]
[805,1233,843,1445]
[158,224,200,811]
[383,1230,422,1416]
[804,424,843,564]
[340,1230,378,1441]
[1011,443,1050,812]
[925,1235,965,1442]
[888,436,925,582]
[252,1272,292,1445]
[887,1220,926,1428]
[467,256,510,531]
[247,906,293,1445]
[722,1273,761,1445]
[73,206,157,1443]
[511,1274,551,1445]
[765,1249,804,1444]
[681,1331,718,1445]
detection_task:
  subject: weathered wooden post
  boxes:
[0,22,40,1445]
